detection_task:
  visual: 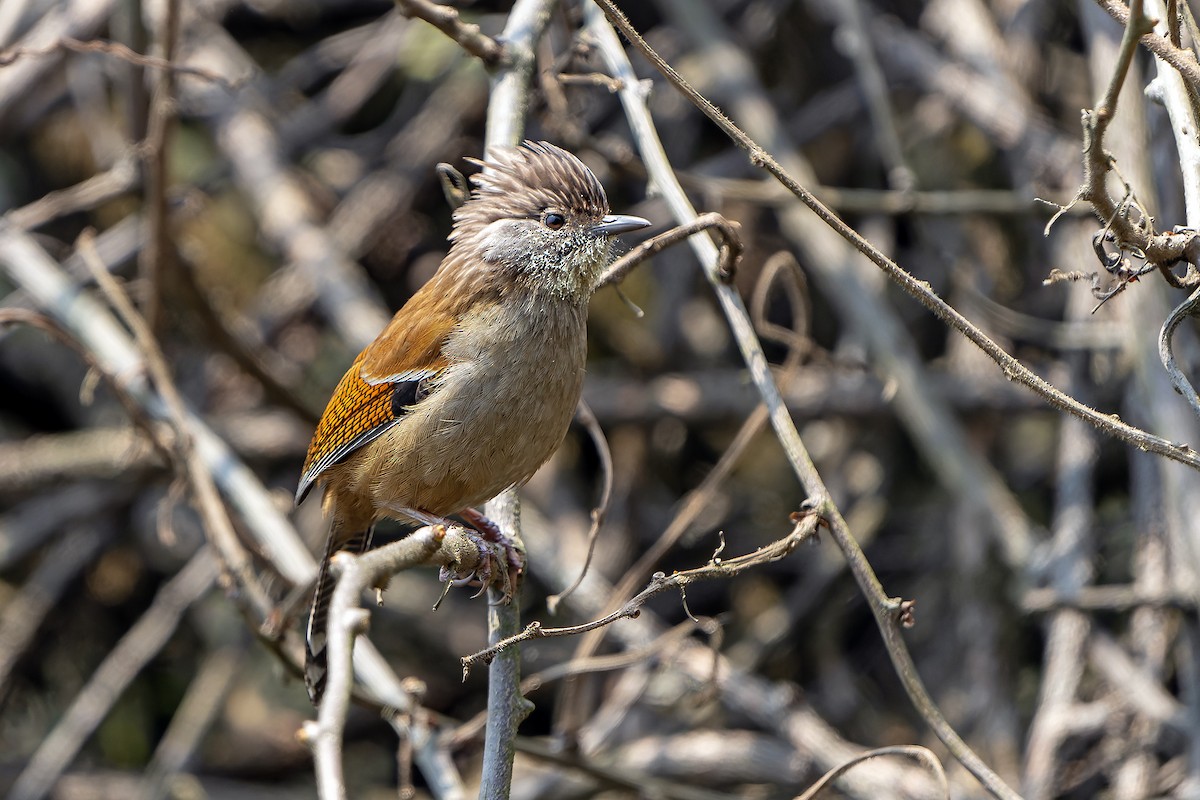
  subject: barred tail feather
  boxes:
[305,526,374,705]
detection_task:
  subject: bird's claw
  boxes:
[437,525,521,603]
[460,508,525,602]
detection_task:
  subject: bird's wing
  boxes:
[295,358,439,505]
[296,289,462,505]
[357,286,455,386]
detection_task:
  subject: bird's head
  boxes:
[447,141,649,303]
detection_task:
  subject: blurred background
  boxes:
[1,0,1199,798]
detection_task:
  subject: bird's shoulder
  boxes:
[358,277,466,384]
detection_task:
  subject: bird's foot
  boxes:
[460,507,525,597]
[384,504,522,603]
[436,525,512,602]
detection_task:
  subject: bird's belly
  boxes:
[349,312,586,519]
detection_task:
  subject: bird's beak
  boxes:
[591,214,651,237]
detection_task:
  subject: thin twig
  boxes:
[4,152,139,230]
[393,0,505,67]
[1158,285,1200,418]
[138,0,180,335]
[546,398,614,613]
[827,0,915,193]
[556,71,623,91]
[462,512,819,671]
[1023,584,1198,612]
[1095,0,1200,89]
[794,745,950,800]
[448,621,698,746]
[0,36,236,87]
[597,212,742,287]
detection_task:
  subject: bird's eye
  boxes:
[543,212,566,230]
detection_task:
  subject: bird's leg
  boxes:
[382,504,516,602]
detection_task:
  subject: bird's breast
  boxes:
[356,299,588,516]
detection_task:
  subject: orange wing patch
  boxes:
[297,356,397,504]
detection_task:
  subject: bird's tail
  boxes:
[305,524,374,706]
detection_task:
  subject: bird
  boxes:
[296,141,649,704]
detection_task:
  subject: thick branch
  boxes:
[474,2,556,797]
[304,525,490,800]
[1095,0,1200,89]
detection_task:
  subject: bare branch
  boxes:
[1158,286,1200,418]
[393,0,505,66]
[545,398,614,613]
[475,4,556,798]
[794,746,950,800]
[0,528,109,697]
[0,220,417,720]
[77,230,276,615]
[597,212,743,288]
[4,153,139,230]
[462,512,819,672]
[137,0,181,334]
[1095,0,1200,90]
[0,36,236,87]
[304,525,491,800]
[137,646,244,800]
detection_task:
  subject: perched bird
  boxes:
[296,141,649,704]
